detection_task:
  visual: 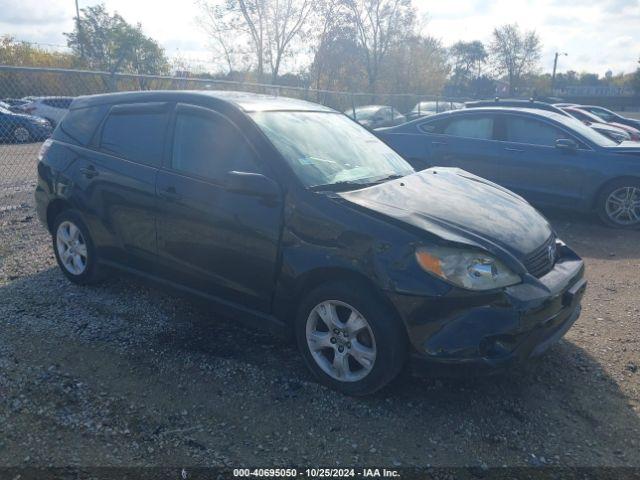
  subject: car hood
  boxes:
[5,112,43,122]
[611,122,640,134]
[338,168,553,263]
[604,141,640,153]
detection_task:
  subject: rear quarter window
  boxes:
[99,104,170,166]
[53,104,109,146]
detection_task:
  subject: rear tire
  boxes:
[52,210,109,285]
[295,280,407,396]
[13,126,31,143]
[596,179,640,229]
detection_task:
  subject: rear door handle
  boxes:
[504,147,524,153]
[158,186,183,202]
[431,141,447,146]
[79,165,99,178]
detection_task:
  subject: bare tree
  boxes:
[489,24,541,95]
[343,0,414,93]
[196,1,249,73]
[309,0,346,93]
[264,0,314,83]
[198,0,313,83]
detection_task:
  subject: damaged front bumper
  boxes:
[387,243,586,373]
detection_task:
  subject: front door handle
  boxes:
[504,147,524,153]
[158,187,183,202]
[431,141,447,146]
[79,165,99,178]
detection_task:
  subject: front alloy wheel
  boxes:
[296,281,407,395]
[306,300,377,382]
[605,186,640,227]
[597,180,640,229]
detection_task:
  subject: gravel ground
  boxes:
[0,144,639,469]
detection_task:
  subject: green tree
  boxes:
[0,35,77,68]
[448,40,487,94]
[381,35,449,96]
[65,4,169,75]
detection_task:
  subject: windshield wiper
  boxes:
[309,181,374,192]
[310,174,405,192]
[369,173,404,184]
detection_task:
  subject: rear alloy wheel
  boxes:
[56,221,88,275]
[296,281,407,396]
[597,180,640,229]
[52,210,109,285]
[13,126,30,143]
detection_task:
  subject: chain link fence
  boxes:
[0,64,469,232]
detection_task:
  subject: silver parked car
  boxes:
[16,96,73,127]
[345,105,406,129]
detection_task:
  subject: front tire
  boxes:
[596,179,640,229]
[52,210,109,285]
[295,281,407,396]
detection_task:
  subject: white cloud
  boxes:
[418,0,639,74]
[1,0,638,75]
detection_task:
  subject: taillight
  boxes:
[38,139,53,162]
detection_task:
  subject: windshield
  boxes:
[251,111,414,189]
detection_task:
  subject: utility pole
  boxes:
[75,0,84,59]
[551,52,568,92]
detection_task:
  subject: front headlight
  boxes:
[415,245,521,291]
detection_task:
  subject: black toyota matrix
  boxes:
[35,91,586,395]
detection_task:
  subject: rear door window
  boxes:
[443,116,495,140]
[171,106,260,180]
[100,103,170,166]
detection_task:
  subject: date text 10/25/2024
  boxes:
[231,468,401,478]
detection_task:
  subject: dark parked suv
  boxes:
[36,91,586,395]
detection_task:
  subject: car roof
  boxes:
[71,90,335,113]
[442,106,564,117]
[29,96,74,101]
[350,105,389,110]
[409,106,576,126]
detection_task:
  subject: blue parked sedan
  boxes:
[376,107,640,229]
[0,105,52,143]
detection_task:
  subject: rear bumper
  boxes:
[387,244,586,373]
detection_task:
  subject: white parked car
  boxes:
[17,96,73,127]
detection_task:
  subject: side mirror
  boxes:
[555,138,578,151]
[224,171,280,199]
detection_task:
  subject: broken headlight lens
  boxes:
[415,245,521,291]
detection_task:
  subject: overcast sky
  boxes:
[1,0,638,75]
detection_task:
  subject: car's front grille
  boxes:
[524,235,557,278]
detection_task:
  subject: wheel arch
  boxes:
[280,266,401,330]
[592,175,640,209]
[46,198,73,233]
